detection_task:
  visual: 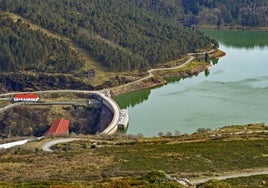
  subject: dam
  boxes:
[0,89,128,136]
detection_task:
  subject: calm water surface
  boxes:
[115,30,268,137]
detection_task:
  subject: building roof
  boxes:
[46,118,70,136]
[14,94,39,99]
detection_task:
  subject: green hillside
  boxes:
[0,0,266,75]
[0,16,84,73]
[0,0,215,72]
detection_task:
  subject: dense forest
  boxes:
[132,0,268,27]
[0,16,84,73]
[182,0,268,27]
[0,0,215,72]
[1,0,266,73]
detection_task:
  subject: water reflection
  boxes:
[201,29,268,49]
[114,89,151,109]
[165,77,181,84]
[211,58,219,65]
[204,69,210,77]
[115,29,268,137]
[115,63,216,108]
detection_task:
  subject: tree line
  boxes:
[0,0,215,72]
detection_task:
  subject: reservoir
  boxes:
[115,29,268,137]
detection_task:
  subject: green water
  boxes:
[115,29,268,137]
[202,29,268,48]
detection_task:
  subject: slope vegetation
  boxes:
[0,0,215,72]
[0,124,267,187]
[0,16,84,73]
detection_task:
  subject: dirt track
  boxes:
[190,168,268,185]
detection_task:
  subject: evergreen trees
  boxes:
[2,0,264,72]
[0,0,214,72]
[0,16,84,73]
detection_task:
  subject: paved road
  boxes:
[115,49,215,89]
[117,56,195,89]
[42,138,117,152]
[42,138,81,152]
[0,102,24,113]
[0,139,29,149]
[143,50,215,82]
[190,168,268,185]
[0,50,216,135]
[147,56,195,76]
[0,90,120,135]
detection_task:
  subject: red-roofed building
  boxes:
[13,94,39,102]
[46,118,70,136]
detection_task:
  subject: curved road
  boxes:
[42,138,117,152]
[0,90,120,135]
[42,138,268,185]
[42,138,81,152]
[0,49,216,135]
[190,168,268,185]
[115,49,215,89]
[116,56,195,88]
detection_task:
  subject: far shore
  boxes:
[195,24,268,31]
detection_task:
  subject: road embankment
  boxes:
[190,168,268,185]
[42,138,81,152]
[111,49,225,96]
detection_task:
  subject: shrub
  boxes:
[109,180,131,188]
[144,171,166,183]
[197,179,231,188]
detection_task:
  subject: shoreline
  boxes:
[195,24,268,32]
[111,48,226,97]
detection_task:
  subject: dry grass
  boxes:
[220,123,268,133]
[0,143,112,182]
[0,126,267,187]
[210,49,226,58]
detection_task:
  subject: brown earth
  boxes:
[0,104,104,137]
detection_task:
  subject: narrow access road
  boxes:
[116,55,195,89]
[42,138,81,152]
[0,139,29,149]
[0,90,121,135]
[115,49,215,89]
[42,138,118,152]
[148,56,195,76]
[190,168,268,185]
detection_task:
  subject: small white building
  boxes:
[118,109,129,130]
[13,94,39,102]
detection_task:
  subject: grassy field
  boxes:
[0,127,267,187]
[97,139,268,174]
[223,174,268,187]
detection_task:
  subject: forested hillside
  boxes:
[132,0,268,27]
[182,0,268,27]
[0,16,84,73]
[0,0,215,72]
[0,0,266,74]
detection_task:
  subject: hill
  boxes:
[132,0,268,27]
[2,1,264,92]
[0,16,84,73]
[0,0,215,74]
